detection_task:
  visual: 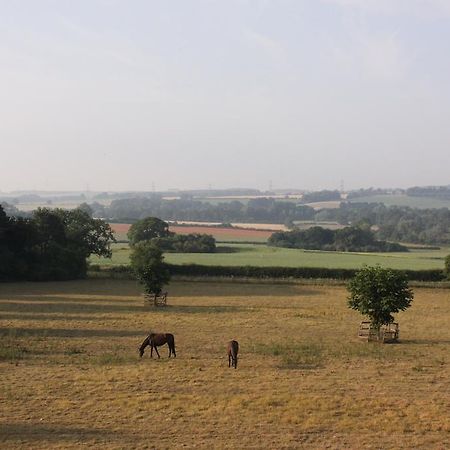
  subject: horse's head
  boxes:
[139,334,152,357]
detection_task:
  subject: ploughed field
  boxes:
[1,280,449,449]
[110,223,273,242]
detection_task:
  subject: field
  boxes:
[1,279,449,449]
[92,242,449,271]
[347,195,450,209]
[109,223,274,243]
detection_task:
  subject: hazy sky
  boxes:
[1,0,450,192]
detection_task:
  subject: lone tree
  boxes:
[127,217,172,247]
[130,240,170,296]
[347,266,413,333]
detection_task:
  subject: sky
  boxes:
[1,0,450,192]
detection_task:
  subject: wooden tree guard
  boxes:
[358,321,399,343]
[143,292,168,307]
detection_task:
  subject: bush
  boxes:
[445,255,450,279]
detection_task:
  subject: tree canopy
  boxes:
[0,206,115,281]
[268,226,407,252]
[130,240,170,295]
[127,217,172,246]
[347,266,414,328]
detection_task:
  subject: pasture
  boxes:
[92,242,449,271]
[347,194,450,210]
[1,280,449,449]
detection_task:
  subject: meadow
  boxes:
[1,279,449,449]
[347,195,450,210]
[92,242,449,271]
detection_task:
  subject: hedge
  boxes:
[92,264,446,282]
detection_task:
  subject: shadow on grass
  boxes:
[0,422,130,443]
[0,314,122,322]
[398,339,450,345]
[148,305,243,314]
[0,301,145,315]
[0,279,322,299]
[0,327,142,338]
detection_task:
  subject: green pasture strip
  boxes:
[165,244,448,270]
[347,194,450,209]
[91,242,449,271]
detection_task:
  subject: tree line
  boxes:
[0,205,115,281]
[3,195,449,246]
[268,226,407,252]
[86,197,450,245]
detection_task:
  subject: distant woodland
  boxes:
[78,197,449,245]
[1,185,449,246]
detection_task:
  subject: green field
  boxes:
[91,243,449,271]
[348,195,450,209]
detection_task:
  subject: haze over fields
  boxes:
[2,1,450,192]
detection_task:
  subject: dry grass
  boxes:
[1,280,449,449]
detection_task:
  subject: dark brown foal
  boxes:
[227,340,239,369]
[139,333,176,358]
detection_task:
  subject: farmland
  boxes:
[347,194,450,210]
[110,223,274,243]
[91,242,449,271]
[1,279,449,449]
[103,223,449,271]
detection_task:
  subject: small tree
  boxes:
[127,217,172,246]
[347,266,413,333]
[445,254,450,279]
[130,241,170,296]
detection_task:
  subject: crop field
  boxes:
[92,243,449,271]
[1,280,449,449]
[109,223,273,243]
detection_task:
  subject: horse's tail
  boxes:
[139,335,150,357]
[167,333,176,357]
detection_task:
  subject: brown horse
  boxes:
[228,340,239,369]
[139,333,176,358]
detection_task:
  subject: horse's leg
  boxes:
[172,344,176,358]
[234,356,238,369]
[168,344,171,358]
[150,344,153,358]
[155,346,161,359]
[228,353,231,367]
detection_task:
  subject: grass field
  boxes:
[347,195,450,209]
[92,242,449,271]
[1,279,449,449]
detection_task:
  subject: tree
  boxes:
[0,206,115,281]
[130,241,170,296]
[445,254,450,279]
[347,266,414,332]
[127,217,172,246]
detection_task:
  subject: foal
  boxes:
[139,333,176,358]
[227,340,239,369]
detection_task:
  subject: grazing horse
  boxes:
[228,340,239,369]
[139,333,176,358]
